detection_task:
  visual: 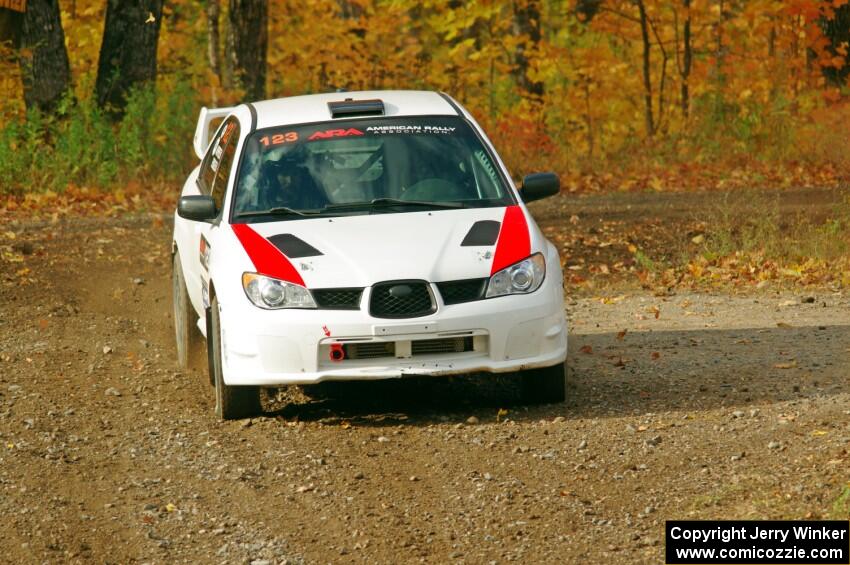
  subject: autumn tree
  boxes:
[819,1,850,87]
[95,0,164,117]
[575,0,602,22]
[206,0,224,85]
[512,0,544,103]
[17,0,72,113]
[228,0,268,101]
[674,0,692,117]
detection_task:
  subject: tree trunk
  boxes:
[680,0,691,118]
[228,0,267,102]
[713,0,725,86]
[820,2,850,87]
[206,0,222,81]
[512,0,544,102]
[637,0,655,136]
[95,0,163,117]
[0,8,22,48]
[18,0,72,113]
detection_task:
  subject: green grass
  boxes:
[831,483,850,519]
[693,192,850,265]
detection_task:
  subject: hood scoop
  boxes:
[461,220,501,246]
[268,233,323,258]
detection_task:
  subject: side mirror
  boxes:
[177,195,217,222]
[520,172,560,203]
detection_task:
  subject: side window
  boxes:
[198,117,238,197]
[198,125,223,194]
[211,120,240,210]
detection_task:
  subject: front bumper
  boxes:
[218,276,567,386]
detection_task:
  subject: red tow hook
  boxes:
[329,343,345,362]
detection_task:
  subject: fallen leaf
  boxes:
[616,329,628,340]
[651,351,661,360]
[579,345,593,354]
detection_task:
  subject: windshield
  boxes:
[231,116,514,220]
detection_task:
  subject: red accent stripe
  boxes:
[490,205,531,275]
[231,224,306,286]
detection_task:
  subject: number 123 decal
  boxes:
[259,132,298,148]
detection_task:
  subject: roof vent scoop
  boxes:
[328,98,385,118]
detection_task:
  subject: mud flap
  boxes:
[205,306,215,386]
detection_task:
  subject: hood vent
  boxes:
[461,220,501,246]
[328,98,385,118]
[267,233,323,258]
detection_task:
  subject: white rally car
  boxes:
[172,90,567,419]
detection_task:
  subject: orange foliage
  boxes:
[1,0,850,191]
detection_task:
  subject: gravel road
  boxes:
[0,196,848,563]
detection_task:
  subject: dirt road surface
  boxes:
[1,192,848,564]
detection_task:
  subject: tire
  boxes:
[520,362,566,404]
[172,251,204,369]
[209,296,261,420]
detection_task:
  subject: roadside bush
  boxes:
[0,78,197,196]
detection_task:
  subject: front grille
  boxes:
[436,278,487,305]
[343,341,394,360]
[412,337,474,356]
[369,280,435,319]
[312,288,363,310]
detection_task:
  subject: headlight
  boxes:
[485,253,546,298]
[242,273,317,309]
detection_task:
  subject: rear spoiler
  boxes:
[192,106,236,159]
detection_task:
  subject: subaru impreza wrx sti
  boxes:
[172,90,567,419]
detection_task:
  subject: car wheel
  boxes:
[520,362,566,404]
[209,296,261,420]
[172,251,203,369]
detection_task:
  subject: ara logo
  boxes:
[308,128,364,141]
